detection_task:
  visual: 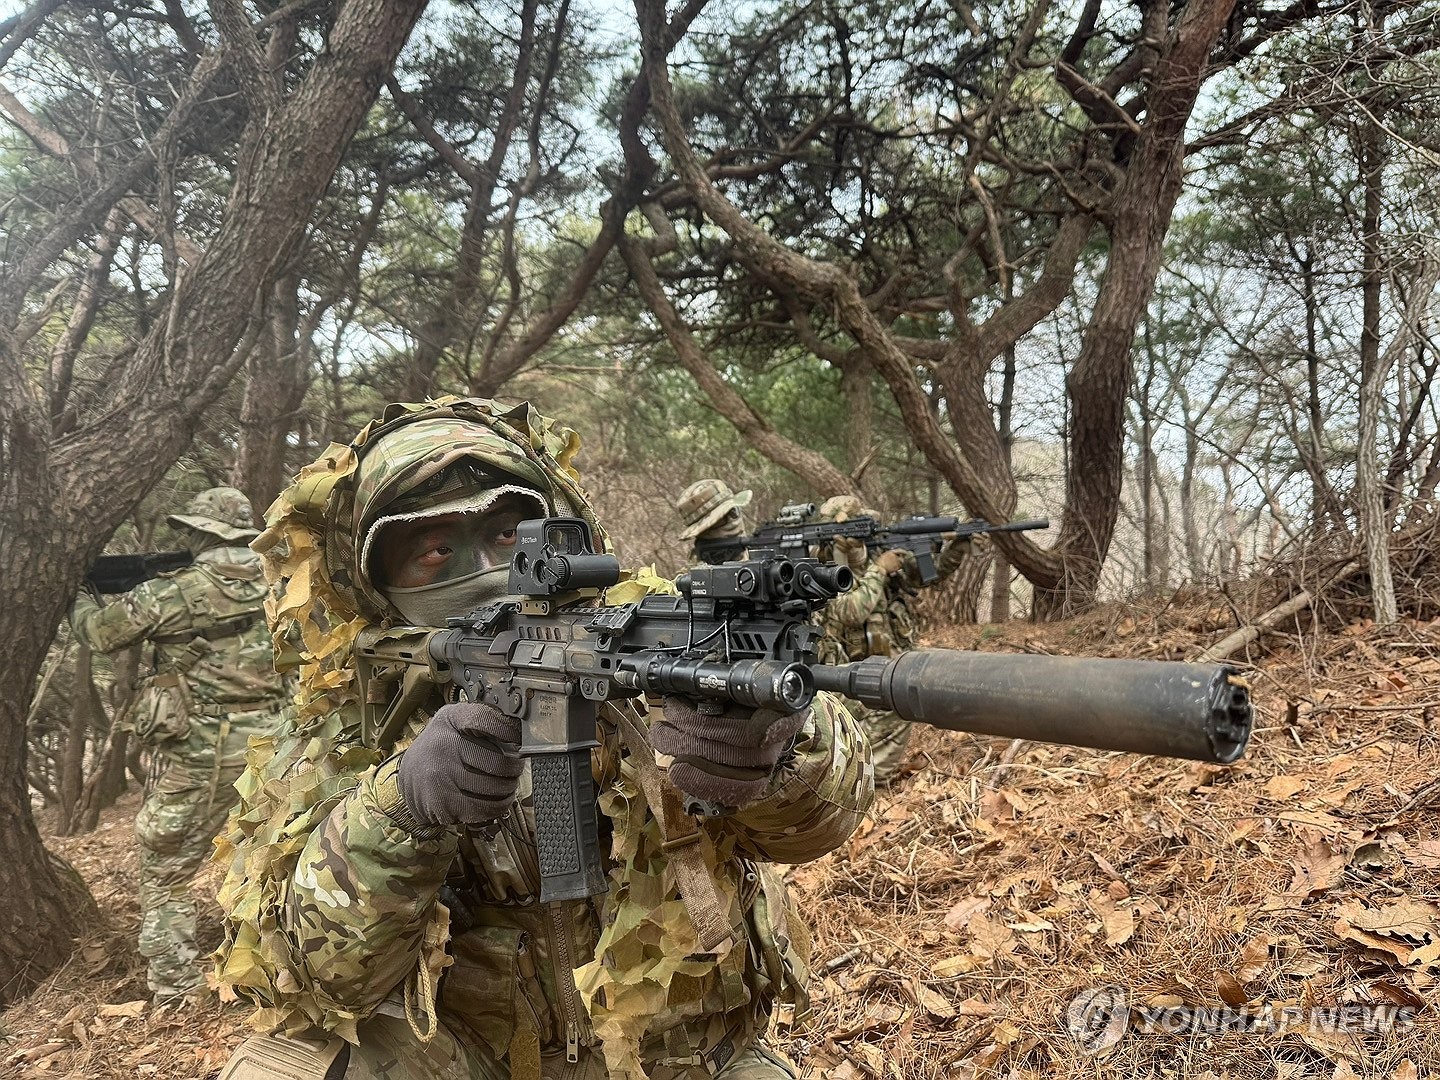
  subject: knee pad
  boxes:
[218,1033,350,1080]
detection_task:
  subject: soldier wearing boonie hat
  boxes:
[676,478,752,553]
[69,487,287,1005]
[810,494,970,784]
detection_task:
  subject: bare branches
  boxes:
[0,0,65,74]
[0,59,214,268]
[385,78,480,186]
[622,235,859,495]
[48,208,126,433]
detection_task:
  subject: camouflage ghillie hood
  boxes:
[252,396,607,735]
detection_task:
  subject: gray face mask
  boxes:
[382,564,512,627]
[181,526,222,557]
[370,483,563,627]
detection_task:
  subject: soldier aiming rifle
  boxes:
[214,407,1248,1080]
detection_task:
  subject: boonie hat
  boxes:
[166,486,260,542]
[676,478,752,541]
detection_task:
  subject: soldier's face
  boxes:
[376,492,532,588]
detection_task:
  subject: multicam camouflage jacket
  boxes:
[815,542,967,665]
[221,691,870,1075]
[212,397,876,1079]
[70,546,288,770]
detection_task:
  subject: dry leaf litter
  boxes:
[4,595,1438,1079]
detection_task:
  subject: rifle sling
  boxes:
[615,704,736,955]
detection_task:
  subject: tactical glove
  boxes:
[875,548,911,576]
[649,699,810,811]
[395,701,524,827]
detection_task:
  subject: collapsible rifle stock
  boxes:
[357,518,1251,905]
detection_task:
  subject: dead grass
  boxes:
[781,602,1440,1079]
[0,794,245,1080]
[4,602,1438,1079]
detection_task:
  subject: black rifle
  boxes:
[85,551,193,594]
[695,514,1051,584]
[357,517,1251,905]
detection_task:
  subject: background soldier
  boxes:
[811,495,969,783]
[70,487,288,1004]
[213,399,872,1079]
[676,477,752,558]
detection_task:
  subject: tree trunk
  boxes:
[234,273,312,518]
[989,341,1017,621]
[1300,252,1348,533]
[55,643,100,835]
[1032,0,1238,618]
[838,359,873,477]
[0,0,428,1002]
[1355,101,1398,625]
[0,502,101,994]
[1138,342,1157,591]
[75,726,131,834]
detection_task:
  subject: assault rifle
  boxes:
[694,514,1050,584]
[85,550,192,594]
[357,517,1252,905]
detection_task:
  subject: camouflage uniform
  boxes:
[213,399,874,1080]
[811,497,967,782]
[70,487,288,1002]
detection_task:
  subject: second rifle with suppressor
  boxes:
[357,518,1252,906]
[694,512,1051,583]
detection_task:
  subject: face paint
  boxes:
[700,508,747,541]
[369,487,550,626]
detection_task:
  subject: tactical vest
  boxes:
[819,582,919,663]
[137,547,286,767]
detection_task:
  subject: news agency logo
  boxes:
[1065,986,1128,1051]
[1063,987,1416,1052]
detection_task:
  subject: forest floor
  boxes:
[3,598,1439,1080]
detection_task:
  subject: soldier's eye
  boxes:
[484,508,525,546]
[418,544,453,566]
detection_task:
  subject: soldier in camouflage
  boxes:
[214,399,873,1080]
[810,496,969,783]
[676,479,751,558]
[70,487,288,1004]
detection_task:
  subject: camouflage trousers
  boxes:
[135,757,243,1000]
[343,1009,798,1079]
[221,1009,797,1079]
[851,703,913,784]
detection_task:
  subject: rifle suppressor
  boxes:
[812,650,1250,764]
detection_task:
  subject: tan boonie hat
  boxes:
[676,478,752,541]
[167,486,260,542]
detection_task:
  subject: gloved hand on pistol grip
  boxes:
[649,699,810,811]
[396,701,523,826]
